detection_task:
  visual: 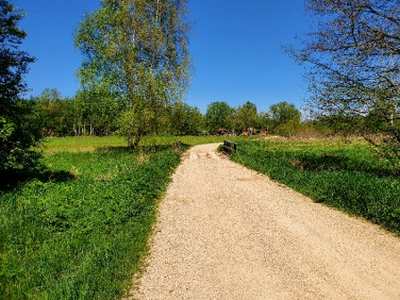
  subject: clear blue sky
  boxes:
[15,0,311,113]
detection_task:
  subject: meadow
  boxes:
[3,135,399,299]
[231,138,400,235]
[0,136,223,299]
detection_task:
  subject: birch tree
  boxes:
[75,0,191,148]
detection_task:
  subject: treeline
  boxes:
[28,88,122,137]
[28,86,399,142]
[28,88,310,137]
[204,101,304,136]
[28,88,202,137]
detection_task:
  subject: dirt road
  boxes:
[132,143,400,299]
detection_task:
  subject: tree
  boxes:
[74,86,123,136]
[234,101,260,130]
[258,111,272,130]
[288,0,400,171]
[34,89,64,136]
[75,0,191,148]
[269,101,301,128]
[33,89,80,136]
[0,0,40,172]
[169,102,205,135]
[205,101,233,133]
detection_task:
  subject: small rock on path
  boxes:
[131,143,400,299]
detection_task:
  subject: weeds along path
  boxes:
[132,143,400,299]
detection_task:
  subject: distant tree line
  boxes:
[27,89,308,137]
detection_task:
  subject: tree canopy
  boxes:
[0,0,41,171]
[289,0,400,168]
[75,0,191,148]
[205,101,233,133]
[270,101,301,127]
[234,101,259,129]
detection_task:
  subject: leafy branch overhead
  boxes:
[288,0,400,171]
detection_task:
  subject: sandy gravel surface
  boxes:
[131,143,400,299]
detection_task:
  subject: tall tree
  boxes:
[74,85,123,136]
[0,0,40,171]
[234,101,259,129]
[269,101,301,128]
[34,88,65,136]
[75,0,191,148]
[258,111,272,130]
[169,102,204,135]
[205,101,233,133]
[33,88,79,136]
[289,0,400,170]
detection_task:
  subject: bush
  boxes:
[274,120,300,137]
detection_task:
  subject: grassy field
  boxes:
[5,135,397,298]
[0,136,223,299]
[231,138,400,235]
[42,135,225,154]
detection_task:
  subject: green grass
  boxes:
[231,139,400,235]
[43,135,226,155]
[0,135,223,299]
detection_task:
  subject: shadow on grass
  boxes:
[96,143,190,155]
[0,168,75,193]
[0,142,191,193]
[293,153,394,178]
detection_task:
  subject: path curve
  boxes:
[132,143,400,299]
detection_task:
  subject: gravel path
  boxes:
[131,143,400,299]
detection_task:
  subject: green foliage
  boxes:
[0,0,34,105]
[116,106,157,148]
[32,88,74,136]
[30,86,125,137]
[269,101,301,128]
[205,101,233,132]
[0,117,14,140]
[0,0,42,171]
[169,102,205,135]
[75,86,123,136]
[274,119,300,137]
[0,137,185,299]
[258,112,272,130]
[75,0,191,147]
[232,101,259,130]
[288,0,400,172]
[231,140,400,235]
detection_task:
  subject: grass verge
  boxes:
[231,139,400,235]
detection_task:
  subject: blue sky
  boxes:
[15,0,311,113]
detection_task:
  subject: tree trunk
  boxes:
[128,136,133,148]
[127,133,141,149]
[133,134,141,149]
